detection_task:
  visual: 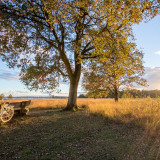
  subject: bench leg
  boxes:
[15,108,29,116]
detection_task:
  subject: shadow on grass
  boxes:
[0,108,159,160]
[15,108,63,120]
[91,111,160,138]
[30,106,65,111]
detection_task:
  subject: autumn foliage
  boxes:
[0,0,160,110]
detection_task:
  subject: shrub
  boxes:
[8,94,13,99]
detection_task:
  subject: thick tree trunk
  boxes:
[114,85,119,102]
[64,79,79,111]
[63,64,81,111]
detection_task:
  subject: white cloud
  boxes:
[16,90,29,94]
[155,50,160,55]
[0,72,19,81]
[3,90,29,97]
[0,69,19,81]
[142,67,160,90]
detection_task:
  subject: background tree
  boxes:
[119,89,160,98]
[83,71,109,99]
[86,89,108,99]
[83,44,147,102]
[121,91,134,99]
[8,94,13,99]
[78,94,87,98]
[0,0,159,110]
[0,94,5,100]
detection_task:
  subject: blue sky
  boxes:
[0,15,160,97]
[133,15,160,68]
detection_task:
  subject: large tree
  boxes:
[83,48,147,102]
[0,0,159,110]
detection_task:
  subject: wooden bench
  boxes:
[0,100,31,123]
[9,100,31,115]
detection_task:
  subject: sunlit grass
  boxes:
[1,98,160,159]
[4,98,92,109]
[4,97,160,136]
[86,98,160,137]
[4,99,68,109]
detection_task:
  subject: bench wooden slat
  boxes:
[9,102,21,108]
[7,100,31,110]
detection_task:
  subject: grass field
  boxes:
[0,98,160,160]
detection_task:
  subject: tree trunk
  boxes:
[114,85,119,102]
[63,64,81,111]
[64,79,79,111]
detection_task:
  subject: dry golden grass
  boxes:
[1,98,160,159]
[86,98,160,137]
[3,99,68,109]
[3,98,160,136]
[4,98,93,109]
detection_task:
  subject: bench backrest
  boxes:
[20,100,31,108]
[9,100,31,109]
[25,100,31,106]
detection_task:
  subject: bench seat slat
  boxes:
[8,100,31,109]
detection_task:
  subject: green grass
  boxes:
[0,108,160,160]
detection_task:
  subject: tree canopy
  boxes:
[83,48,147,101]
[8,94,13,98]
[0,0,160,109]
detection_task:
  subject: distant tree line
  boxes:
[1,90,160,100]
[78,90,160,99]
[119,90,160,98]
[0,94,68,99]
[0,94,13,99]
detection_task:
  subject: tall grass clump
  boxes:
[87,98,160,136]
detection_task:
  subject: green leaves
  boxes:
[83,43,147,100]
